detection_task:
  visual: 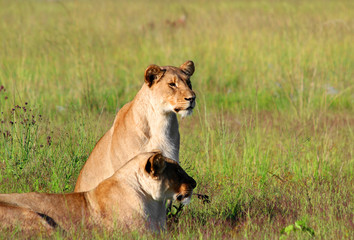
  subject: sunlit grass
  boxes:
[0,0,353,238]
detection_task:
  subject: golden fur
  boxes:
[0,152,196,234]
[74,61,196,192]
[0,202,55,236]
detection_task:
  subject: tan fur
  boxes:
[0,152,196,234]
[0,202,55,236]
[74,61,196,192]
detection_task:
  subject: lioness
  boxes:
[0,152,196,233]
[75,61,196,192]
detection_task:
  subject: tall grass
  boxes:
[0,0,353,238]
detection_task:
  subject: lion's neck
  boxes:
[133,86,180,162]
[141,199,166,231]
[132,171,167,231]
[96,170,167,231]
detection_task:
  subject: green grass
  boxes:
[0,0,353,238]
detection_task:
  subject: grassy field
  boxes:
[0,0,353,238]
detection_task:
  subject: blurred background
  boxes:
[0,0,353,238]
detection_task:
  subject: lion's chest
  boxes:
[147,135,179,162]
[144,116,180,162]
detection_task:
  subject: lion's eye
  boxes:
[169,82,176,87]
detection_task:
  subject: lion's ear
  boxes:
[180,60,195,76]
[144,65,165,87]
[145,152,166,177]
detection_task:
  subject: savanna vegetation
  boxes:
[0,0,353,238]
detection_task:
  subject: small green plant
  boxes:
[167,194,210,224]
[280,219,315,238]
[167,203,185,224]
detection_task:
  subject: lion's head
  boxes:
[144,61,196,118]
[139,152,197,205]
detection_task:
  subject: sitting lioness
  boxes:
[0,152,196,233]
[75,61,196,192]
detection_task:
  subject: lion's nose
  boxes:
[185,95,196,103]
[177,195,183,201]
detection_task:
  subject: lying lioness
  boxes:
[0,202,55,235]
[0,152,196,233]
[75,61,196,192]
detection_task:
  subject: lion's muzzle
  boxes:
[175,176,196,205]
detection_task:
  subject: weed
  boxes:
[280,219,315,238]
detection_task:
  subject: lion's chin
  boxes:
[181,196,192,205]
[177,108,193,118]
[175,192,193,205]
